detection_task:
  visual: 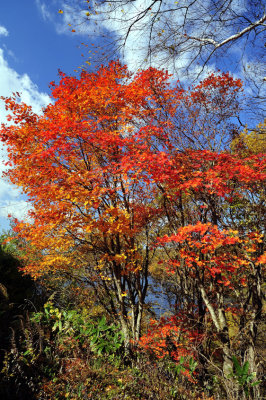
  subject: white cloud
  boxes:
[37,0,262,87]
[47,1,217,77]
[0,49,50,114]
[0,48,50,227]
[0,199,32,221]
[0,25,8,37]
[32,1,194,74]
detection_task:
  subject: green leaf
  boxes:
[52,321,58,331]
[251,381,261,387]
[232,355,242,376]
[242,361,249,376]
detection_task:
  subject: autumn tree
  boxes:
[137,138,265,396]
[133,78,265,397]
[0,63,237,346]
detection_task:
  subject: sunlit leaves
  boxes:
[0,62,265,358]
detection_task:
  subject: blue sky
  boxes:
[0,0,264,232]
[1,2,82,90]
[0,1,88,231]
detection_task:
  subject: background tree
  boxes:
[231,120,266,154]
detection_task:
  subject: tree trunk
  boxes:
[199,285,240,398]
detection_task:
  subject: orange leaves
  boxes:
[157,222,263,288]
[158,221,240,246]
[196,72,242,92]
[142,149,266,200]
[189,72,242,111]
[98,207,131,235]
[257,252,266,265]
[139,314,202,379]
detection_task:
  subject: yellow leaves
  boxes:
[99,206,131,235]
[231,120,266,154]
[113,253,127,263]
[84,200,90,208]
[245,246,257,253]
[229,229,239,236]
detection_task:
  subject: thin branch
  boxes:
[187,13,266,50]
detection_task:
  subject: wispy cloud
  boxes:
[35,0,97,36]
[55,4,99,36]
[35,0,53,22]
[2,44,18,62]
[0,25,8,37]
